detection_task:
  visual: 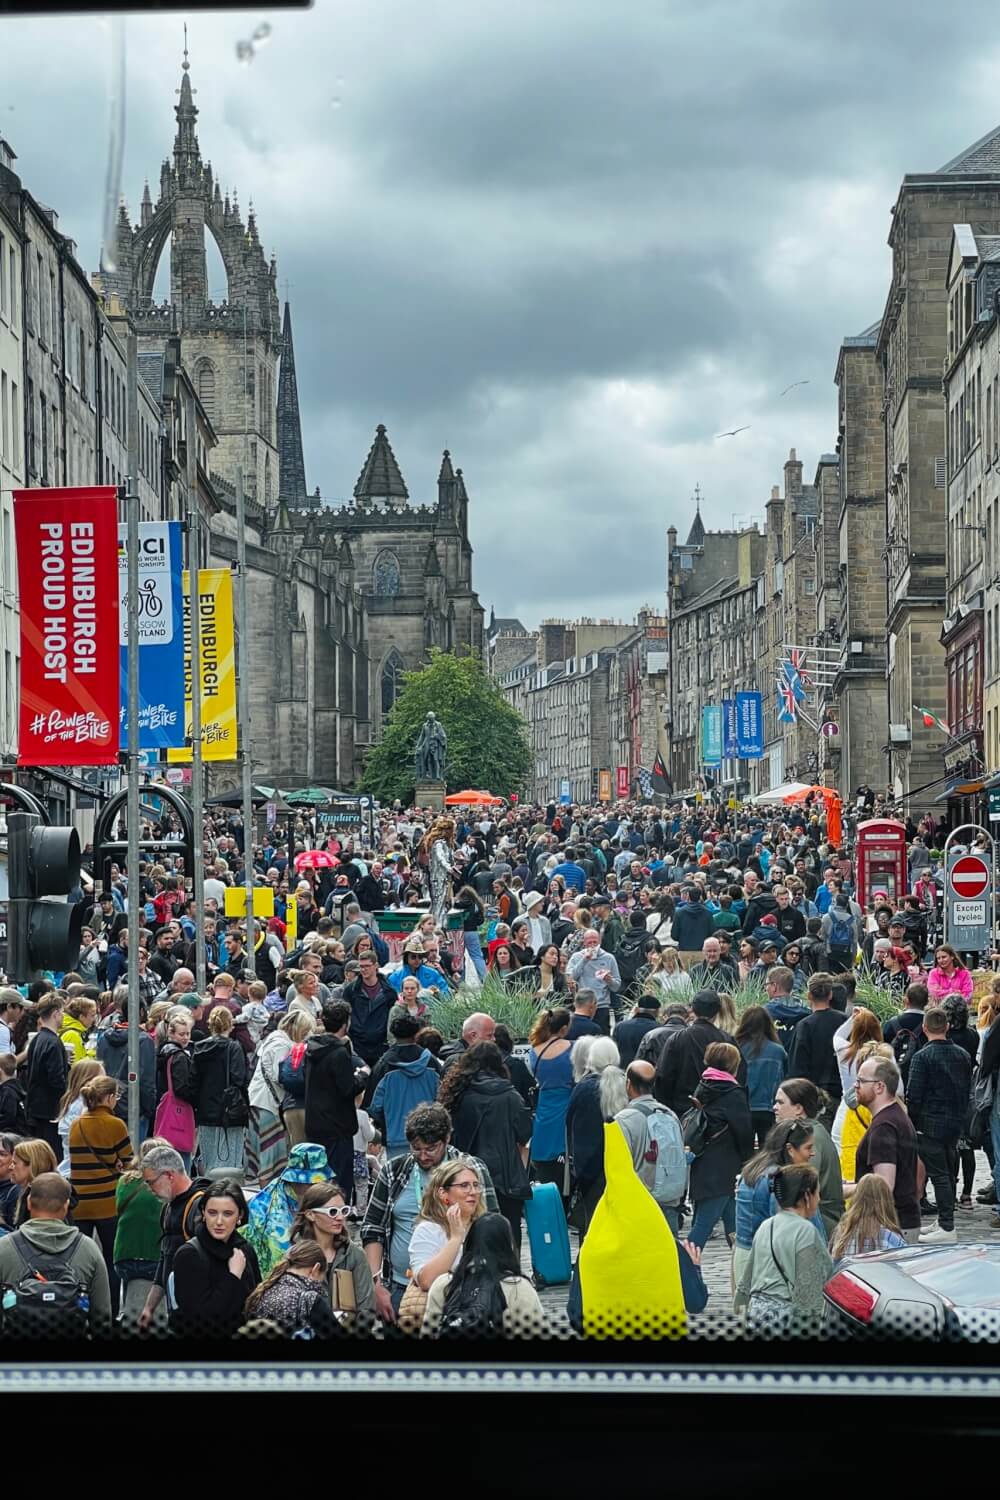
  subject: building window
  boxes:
[380,649,405,716]
[1,372,6,461]
[8,248,15,330]
[10,383,18,470]
[26,378,34,473]
[373,550,401,598]
[197,361,216,420]
[0,230,5,319]
[40,401,48,484]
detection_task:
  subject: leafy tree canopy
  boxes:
[361,650,531,806]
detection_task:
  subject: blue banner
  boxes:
[559,778,572,805]
[702,704,722,765]
[736,690,764,758]
[722,699,738,759]
[118,521,186,750]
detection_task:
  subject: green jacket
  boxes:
[599,914,625,955]
[114,1176,165,1264]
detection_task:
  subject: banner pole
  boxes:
[235,468,257,980]
[185,383,206,998]
[124,339,141,1150]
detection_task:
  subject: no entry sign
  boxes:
[945,846,993,952]
[949,856,990,900]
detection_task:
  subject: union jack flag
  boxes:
[787,647,812,687]
[776,676,798,723]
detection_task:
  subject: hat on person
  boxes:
[280,1142,335,1187]
[593,893,612,908]
[760,912,778,926]
[523,890,545,910]
[759,940,778,955]
[402,935,426,955]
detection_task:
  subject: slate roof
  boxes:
[842,318,881,349]
[354,424,409,501]
[137,351,164,403]
[491,616,528,635]
[939,125,1000,175]
[686,506,706,546]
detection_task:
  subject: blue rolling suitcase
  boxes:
[524,1182,572,1286]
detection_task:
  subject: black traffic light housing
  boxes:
[6,811,84,982]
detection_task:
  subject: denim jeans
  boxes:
[463,930,487,980]
[687,1194,735,1250]
[917,1134,958,1232]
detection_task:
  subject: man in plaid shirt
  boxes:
[906,1005,972,1245]
[361,1101,498,1323]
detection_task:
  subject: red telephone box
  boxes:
[855,819,907,910]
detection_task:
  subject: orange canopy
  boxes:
[443,789,505,805]
[783,784,843,845]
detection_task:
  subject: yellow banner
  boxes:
[224,887,275,919]
[167,569,238,763]
[285,897,297,951]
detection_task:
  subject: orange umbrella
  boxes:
[443,789,505,805]
[782,784,844,845]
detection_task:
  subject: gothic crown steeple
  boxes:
[354,424,409,503]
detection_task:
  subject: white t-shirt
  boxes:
[0,1018,15,1055]
[408,1219,463,1280]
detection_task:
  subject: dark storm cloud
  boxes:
[3,0,1000,622]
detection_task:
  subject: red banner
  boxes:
[616,765,630,799]
[15,486,120,766]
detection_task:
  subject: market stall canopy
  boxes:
[204,785,293,812]
[751,781,814,804]
[443,789,506,805]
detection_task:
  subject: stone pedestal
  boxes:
[413,779,447,812]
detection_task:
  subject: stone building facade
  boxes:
[0,140,23,763]
[878,132,1000,812]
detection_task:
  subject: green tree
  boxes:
[361,650,531,805]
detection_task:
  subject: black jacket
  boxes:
[498,1049,534,1106]
[304,1032,358,1142]
[654,1018,746,1117]
[775,906,807,942]
[612,1013,660,1069]
[342,974,395,1067]
[355,874,386,912]
[742,892,779,935]
[149,948,179,987]
[25,1026,69,1121]
[189,1035,247,1126]
[688,1076,754,1200]
[170,1224,260,1339]
[156,1040,195,1106]
[449,1074,532,1199]
[565,1074,607,1191]
[906,1038,972,1142]
[0,1077,27,1134]
[636,1017,688,1067]
[786,1008,845,1101]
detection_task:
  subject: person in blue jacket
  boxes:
[731,1117,826,1306]
[734,1006,788,1149]
[368,1015,441,1157]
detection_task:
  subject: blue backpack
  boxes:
[828,909,855,949]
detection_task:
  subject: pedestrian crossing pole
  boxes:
[235,468,257,981]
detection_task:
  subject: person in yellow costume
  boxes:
[577,1122,686,1339]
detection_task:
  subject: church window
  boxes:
[197,362,216,421]
[373,549,401,597]
[381,649,405,716]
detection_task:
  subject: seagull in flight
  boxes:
[714,425,750,438]
[779,380,810,396]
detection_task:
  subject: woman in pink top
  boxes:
[927,943,974,1003]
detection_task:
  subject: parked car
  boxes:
[825,1244,1000,1341]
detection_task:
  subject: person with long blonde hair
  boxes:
[418,816,458,931]
[56,1058,105,1177]
[9,1137,58,1227]
[840,1039,899,1186]
[830,1173,906,1263]
[832,1007,882,1174]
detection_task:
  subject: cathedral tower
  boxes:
[98,41,281,507]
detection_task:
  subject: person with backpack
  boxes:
[243,1240,344,1337]
[615,1061,687,1232]
[136,1144,214,1333]
[189,1005,249,1177]
[421,1212,546,1338]
[684,1041,754,1251]
[614,911,654,1002]
[786,973,845,1127]
[305,1001,362,1199]
[438,1041,532,1252]
[368,1015,442,1160]
[0,1171,113,1339]
[882,980,930,1085]
[820,893,860,974]
[654,991,746,1119]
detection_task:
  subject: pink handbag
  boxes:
[153,1054,196,1153]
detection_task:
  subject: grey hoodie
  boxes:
[0,1218,113,1337]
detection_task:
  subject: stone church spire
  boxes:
[173,33,202,188]
[354,424,409,505]
[277,300,308,506]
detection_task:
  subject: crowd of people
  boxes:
[0,788,996,1340]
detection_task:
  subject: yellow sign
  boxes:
[598,769,612,803]
[167,569,238,763]
[285,897,297,951]
[224,887,275,919]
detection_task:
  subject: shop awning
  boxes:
[934,776,984,803]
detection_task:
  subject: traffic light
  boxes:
[6,811,84,982]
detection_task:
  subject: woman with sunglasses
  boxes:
[399,1159,485,1331]
[290,1180,376,1325]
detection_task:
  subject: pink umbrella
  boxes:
[294,849,338,872]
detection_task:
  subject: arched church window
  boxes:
[197,362,216,421]
[373,549,401,598]
[381,649,405,716]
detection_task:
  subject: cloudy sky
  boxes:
[3,1,999,626]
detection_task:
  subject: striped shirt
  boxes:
[68,1105,133,1221]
